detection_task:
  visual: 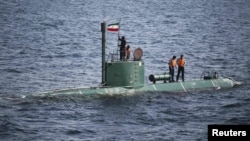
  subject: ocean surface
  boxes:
[0,0,250,140]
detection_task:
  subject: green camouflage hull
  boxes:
[27,77,238,97]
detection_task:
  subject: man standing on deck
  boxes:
[176,54,186,82]
[119,36,126,61]
[169,56,177,82]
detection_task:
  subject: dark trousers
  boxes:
[120,50,125,61]
[169,67,175,82]
[176,66,184,81]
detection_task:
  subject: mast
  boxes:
[101,21,106,85]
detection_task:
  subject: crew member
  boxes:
[125,45,131,60]
[119,36,126,61]
[176,54,186,82]
[168,56,177,82]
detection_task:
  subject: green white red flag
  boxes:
[107,23,119,32]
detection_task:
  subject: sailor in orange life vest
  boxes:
[176,54,186,82]
[168,56,177,82]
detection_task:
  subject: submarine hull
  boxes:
[27,77,238,97]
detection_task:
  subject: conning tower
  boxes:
[101,21,144,88]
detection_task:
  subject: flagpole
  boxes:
[118,19,122,60]
[117,21,121,61]
[117,25,119,61]
[101,21,106,85]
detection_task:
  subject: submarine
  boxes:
[27,21,240,97]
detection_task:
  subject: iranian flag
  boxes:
[107,23,119,32]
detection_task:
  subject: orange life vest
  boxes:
[177,58,185,67]
[169,59,176,67]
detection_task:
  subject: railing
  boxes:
[107,50,133,62]
[200,71,219,80]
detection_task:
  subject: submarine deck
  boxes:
[27,77,237,97]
